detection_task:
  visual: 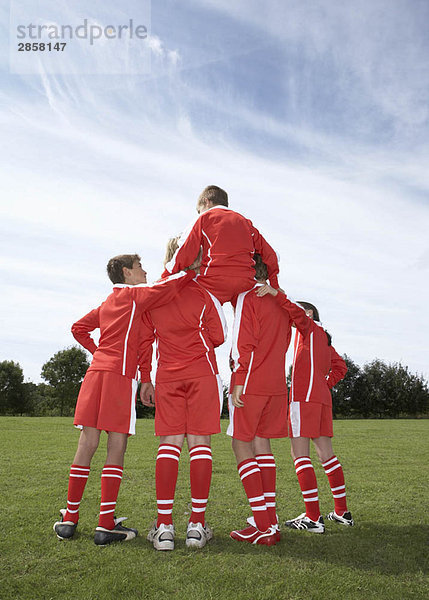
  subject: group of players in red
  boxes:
[53,185,353,548]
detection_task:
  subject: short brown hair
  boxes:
[107,254,140,284]
[253,253,268,281]
[198,185,228,208]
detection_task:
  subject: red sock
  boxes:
[294,456,320,522]
[256,453,277,526]
[98,464,123,530]
[63,464,90,523]
[189,445,212,526]
[156,444,181,526]
[322,455,348,515]
[238,459,270,532]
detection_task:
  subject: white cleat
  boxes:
[326,511,354,526]
[147,522,175,551]
[185,522,213,549]
[285,512,325,534]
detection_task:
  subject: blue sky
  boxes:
[1,0,428,385]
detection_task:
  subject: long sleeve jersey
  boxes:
[230,285,309,395]
[162,205,280,289]
[71,270,195,380]
[275,293,348,405]
[139,280,227,383]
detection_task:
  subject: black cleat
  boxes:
[285,513,325,533]
[326,511,354,526]
[94,517,138,546]
[53,509,78,540]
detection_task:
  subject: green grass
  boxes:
[1,418,428,600]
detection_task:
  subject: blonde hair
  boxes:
[163,237,180,267]
[163,237,203,271]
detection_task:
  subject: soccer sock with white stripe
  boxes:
[294,456,320,522]
[156,444,181,527]
[322,455,348,515]
[189,445,212,526]
[255,453,277,526]
[98,464,123,530]
[237,458,271,532]
[63,464,90,524]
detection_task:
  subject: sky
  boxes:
[1,0,428,386]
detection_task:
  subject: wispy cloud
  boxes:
[1,0,428,384]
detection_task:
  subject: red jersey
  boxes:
[275,293,347,405]
[230,285,309,395]
[139,280,227,382]
[162,205,280,289]
[71,271,194,380]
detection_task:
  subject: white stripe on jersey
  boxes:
[122,300,136,375]
[231,287,257,372]
[204,288,228,340]
[290,331,300,403]
[202,229,213,276]
[164,212,203,274]
[304,331,314,402]
[243,351,254,394]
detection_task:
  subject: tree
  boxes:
[331,355,362,418]
[22,382,54,416]
[356,360,429,418]
[0,360,27,415]
[41,347,90,416]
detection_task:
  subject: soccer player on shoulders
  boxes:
[162,185,280,304]
[140,239,227,550]
[257,285,353,533]
[53,254,195,546]
[227,255,309,546]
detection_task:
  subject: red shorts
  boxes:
[195,274,256,304]
[288,401,333,438]
[227,393,288,442]
[154,374,223,435]
[73,370,138,435]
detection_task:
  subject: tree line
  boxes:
[0,348,428,418]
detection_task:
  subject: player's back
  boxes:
[143,281,226,382]
[87,288,146,377]
[232,285,292,395]
[72,271,195,379]
[199,207,256,278]
[290,321,332,405]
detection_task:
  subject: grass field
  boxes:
[1,418,428,600]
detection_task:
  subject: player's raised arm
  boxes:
[274,293,312,338]
[257,285,312,338]
[250,224,280,289]
[71,306,100,354]
[130,269,196,312]
[326,347,348,389]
